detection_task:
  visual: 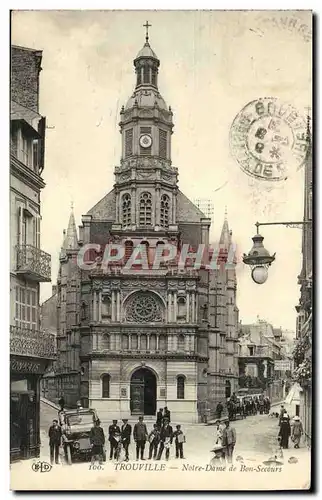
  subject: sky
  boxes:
[11,10,312,332]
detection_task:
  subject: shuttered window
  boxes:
[125,129,133,157]
[159,130,167,159]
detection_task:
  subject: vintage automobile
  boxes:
[61,408,105,464]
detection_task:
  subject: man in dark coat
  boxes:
[90,419,105,464]
[216,402,224,419]
[163,407,171,423]
[156,408,163,428]
[108,420,121,460]
[157,418,173,461]
[48,419,62,465]
[133,416,148,460]
[278,413,291,449]
[121,418,132,461]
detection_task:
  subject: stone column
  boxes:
[167,292,172,323]
[172,191,177,224]
[98,291,102,322]
[129,335,132,350]
[93,291,97,322]
[131,186,136,225]
[156,335,160,350]
[115,191,120,223]
[186,293,190,323]
[138,334,141,350]
[195,293,198,323]
[191,293,195,323]
[111,290,116,322]
[155,186,160,226]
[147,335,150,350]
[173,291,177,322]
[116,291,120,321]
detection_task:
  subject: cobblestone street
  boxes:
[11,403,311,491]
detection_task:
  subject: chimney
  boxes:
[52,285,57,295]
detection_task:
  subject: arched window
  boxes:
[159,334,167,351]
[177,297,186,321]
[122,334,129,350]
[122,193,131,227]
[139,192,152,227]
[150,334,157,351]
[177,375,185,399]
[160,194,170,227]
[178,334,185,351]
[102,334,110,350]
[143,64,150,84]
[101,374,110,398]
[140,334,147,350]
[101,296,111,322]
[124,240,134,263]
[140,241,150,266]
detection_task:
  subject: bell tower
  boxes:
[114,22,178,233]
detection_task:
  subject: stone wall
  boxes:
[11,46,42,112]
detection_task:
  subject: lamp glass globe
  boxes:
[251,266,268,284]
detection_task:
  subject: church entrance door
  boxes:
[130,368,157,416]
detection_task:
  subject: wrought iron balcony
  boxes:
[10,325,56,360]
[16,244,51,282]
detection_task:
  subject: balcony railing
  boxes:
[10,325,56,359]
[16,244,51,282]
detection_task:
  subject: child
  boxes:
[173,424,185,459]
[148,424,160,460]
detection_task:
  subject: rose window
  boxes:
[125,293,162,323]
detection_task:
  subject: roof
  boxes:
[176,190,206,222]
[135,41,159,61]
[125,88,168,111]
[86,189,116,219]
[62,210,78,250]
[11,100,41,136]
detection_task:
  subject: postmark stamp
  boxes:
[255,14,312,43]
[229,98,308,182]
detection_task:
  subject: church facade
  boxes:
[43,32,240,423]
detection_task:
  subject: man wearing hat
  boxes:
[278,413,291,449]
[121,418,132,461]
[222,419,236,463]
[156,417,173,461]
[291,416,303,448]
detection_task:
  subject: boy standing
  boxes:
[148,424,160,460]
[173,424,185,459]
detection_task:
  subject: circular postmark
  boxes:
[229,98,309,182]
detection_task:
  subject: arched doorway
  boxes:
[225,380,231,399]
[130,368,157,416]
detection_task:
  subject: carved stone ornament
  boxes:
[92,280,103,291]
[119,172,132,182]
[139,109,153,118]
[124,280,166,289]
[125,292,164,323]
[137,170,154,180]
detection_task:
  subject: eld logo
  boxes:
[31,461,52,473]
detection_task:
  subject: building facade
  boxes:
[43,34,240,423]
[10,46,55,461]
[238,319,289,402]
[294,118,312,446]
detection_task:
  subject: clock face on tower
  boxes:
[139,134,152,148]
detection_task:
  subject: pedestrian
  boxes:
[173,424,185,459]
[222,420,236,464]
[148,424,160,460]
[76,400,83,410]
[133,416,148,460]
[58,397,65,411]
[156,408,163,428]
[278,413,291,449]
[215,420,224,447]
[48,419,62,465]
[121,418,132,461]
[157,418,173,461]
[163,407,171,423]
[279,405,285,426]
[90,419,105,464]
[291,416,304,449]
[108,420,121,460]
[216,401,223,420]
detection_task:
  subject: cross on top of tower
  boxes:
[143,21,151,43]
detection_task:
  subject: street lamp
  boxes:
[243,221,311,284]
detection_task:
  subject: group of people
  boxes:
[278,405,304,450]
[217,394,271,421]
[213,419,237,463]
[107,407,185,462]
